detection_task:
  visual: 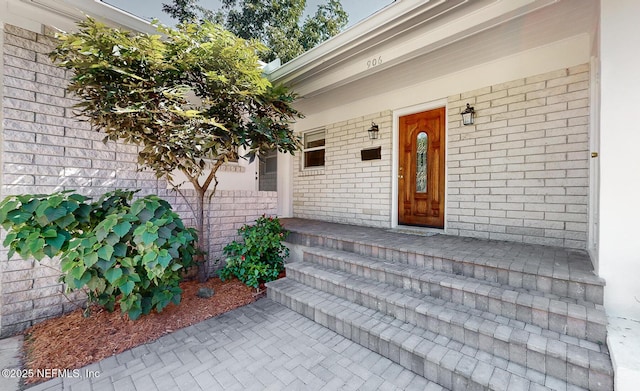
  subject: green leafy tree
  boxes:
[163,0,348,63]
[49,18,302,282]
[162,0,218,24]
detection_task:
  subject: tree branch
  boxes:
[169,178,197,219]
[202,158,225,193]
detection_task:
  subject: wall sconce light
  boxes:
[368,122,379,140]
[461,103,475,126]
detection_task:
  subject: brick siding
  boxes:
[0,24,276,336]
[293,65,590,249]
[447,64,590,249]
[293,111,393,228]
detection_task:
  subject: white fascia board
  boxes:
[268,0,450,81]
[269,0,558,96]
[20,0,155,33]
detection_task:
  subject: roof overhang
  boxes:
[18,0,154,33]
[268,0,561,97]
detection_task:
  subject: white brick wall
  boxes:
[447,64,590,249]
[293,111,392,228]
[0,24,276,336]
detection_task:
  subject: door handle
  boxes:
[398,175,404,179]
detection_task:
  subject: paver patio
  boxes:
[24,298,444,391]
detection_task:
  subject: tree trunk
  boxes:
[184,163,222,283]
[194,187,208,283]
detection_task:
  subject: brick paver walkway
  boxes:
[27,298,444,391]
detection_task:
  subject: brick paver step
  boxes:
[301,247,607,344]
[267,278,610,391]
[284,261,612,388]
[284,219,605,305]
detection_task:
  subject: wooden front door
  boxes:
[398,108,445,228]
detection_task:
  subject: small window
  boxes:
[265,154,277,173]
[303,129,325,168]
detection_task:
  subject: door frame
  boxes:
[391,99,448,229]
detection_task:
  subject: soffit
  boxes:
[269,0,591,97]
[293,0,598,114]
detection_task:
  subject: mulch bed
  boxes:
[22,277,260,384]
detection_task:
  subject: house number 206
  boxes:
[367,56,383,69]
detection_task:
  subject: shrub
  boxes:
[0,190,198,320]
[219,215,289,289]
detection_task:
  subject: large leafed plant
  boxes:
[49,19,302,281]
[0,190,198,320]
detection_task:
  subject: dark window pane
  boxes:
[305,149,325,168]
[265,156,277,173]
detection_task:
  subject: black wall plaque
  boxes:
[361,147,381,161]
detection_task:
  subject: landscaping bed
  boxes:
[22,277,258,385]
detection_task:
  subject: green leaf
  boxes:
[27,235,46,255]
[95,227,108,242]
[129,201,144,216]
[96,259,116,272]
[119,280,135,296]
[42,228,58,238]
[105,232,120,246]
[70,265,86,280]
[7,210,32,225]
[3,232,17,247]
[113,221,132,238]
[136,208,153,222]
[83,252,99,267]
[60,259,75,273]
[45,232,68,253]
[44,206,68,223]
[113,242,128,257]
[54,213,75,229]
[141,231,159,245]
[120,257,134,268]
[141,250,157,265]
[97,244,114,261]
[126,303,142,321]
[74,203,92,221]
[75,271,92,287]
[0,199,21,221]
[157,249,172,268]
[21,199,39,214]
[104,267,123,284]
[88,276,106,292]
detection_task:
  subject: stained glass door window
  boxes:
[416,132,427,193]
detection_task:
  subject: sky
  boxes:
[103,0,394,28]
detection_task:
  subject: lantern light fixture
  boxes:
[368,122,379,140]
[461,103,475,126]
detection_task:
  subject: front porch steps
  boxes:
[266,219,612,390]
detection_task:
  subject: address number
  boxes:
[367,56,383,69]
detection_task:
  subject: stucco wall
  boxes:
[0,23,276,336]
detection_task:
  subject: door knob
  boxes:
[398,175,404,179]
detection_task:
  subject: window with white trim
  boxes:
[303,129,325,168]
